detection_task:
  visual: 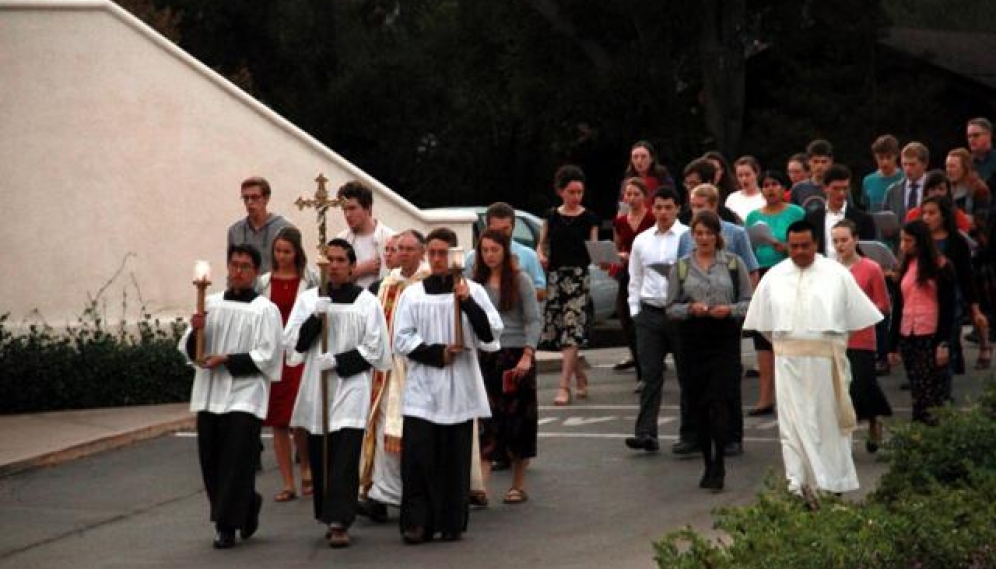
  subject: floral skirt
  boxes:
[541,267,590,349]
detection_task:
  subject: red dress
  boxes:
[263,276,303,427]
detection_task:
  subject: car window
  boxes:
[512,219,535,249]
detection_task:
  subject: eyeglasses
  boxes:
[241,194,265,203]
[967,131,988,139]
[427,250,449,257]
[228,262,255,273]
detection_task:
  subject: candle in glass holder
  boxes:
[193,260,211,283]
[448,247,464,271]
[448,247,465,350]
[192,260,211,364]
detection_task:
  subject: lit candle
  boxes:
[193,260,211,283]
[449,247,465,270]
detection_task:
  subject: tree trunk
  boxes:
[699,0,746,157]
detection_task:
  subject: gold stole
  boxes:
[359,269,427,496]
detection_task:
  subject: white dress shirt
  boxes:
[627,220,689,316]
[824,202,847,262]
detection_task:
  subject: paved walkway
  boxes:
[0,349,598,478]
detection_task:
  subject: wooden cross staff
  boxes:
[295,172,346,493]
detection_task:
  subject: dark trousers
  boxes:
[307,428,364,528]
[196,411,261,531]
[400,417,472,539]
[685,353,737,475]
[899,335,952,425]
[634,305,687,438]
[615,269,642,380]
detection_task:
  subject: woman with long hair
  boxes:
[667,211,752,492]
[257,226,319,502]
[918,195,989,370]
[537,165,600,405]
[946,147,991,228]
[743,170,805,415]
[620,140,676,206]
[888,220,956,425]
[703,150,739,207]
[473,229,541,504]
[611,177,655,388]
[725,156,767,223]
[831,220,892,451]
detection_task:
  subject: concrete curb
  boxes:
[0,415,194,478]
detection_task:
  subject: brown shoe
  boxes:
[327,527,351,548]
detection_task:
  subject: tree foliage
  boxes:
[121,0,996,213]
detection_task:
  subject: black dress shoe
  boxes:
[625,435,660,452]
[357,498,389,523]
[744,369,760,378]
[698,467,712,489]
[213,529,236,549]
[402,526,426,545]
[671,440,699,456]
[240,492,262,540]
[613,358,637,371]
[724,442,743,456]
[747,405,774,417]
[705,472,725,493]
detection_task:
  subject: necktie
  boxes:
[906,182,919,211]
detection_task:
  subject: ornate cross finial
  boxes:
[295,173,345,259]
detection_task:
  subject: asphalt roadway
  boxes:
[0,343,991,569]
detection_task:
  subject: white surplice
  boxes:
[284,288,392,434]
[178,293,284,420]
[744,255,882,493]
[393,279,503,424]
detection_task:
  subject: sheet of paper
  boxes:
[747,222,778,248]
[584,240,622,265]
[858,240,898,270]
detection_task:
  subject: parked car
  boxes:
[427,207,618,324]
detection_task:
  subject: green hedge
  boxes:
[654,383,996,569]
[0,307,194,414]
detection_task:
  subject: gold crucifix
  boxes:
[294,172,346,493]
[295,173,347,260]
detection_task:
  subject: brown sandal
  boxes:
[503,487,528,504]
[274,489,297,502]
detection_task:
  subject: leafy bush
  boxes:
[654,381,996,569]
[0,301,193,414]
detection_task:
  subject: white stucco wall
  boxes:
[0,0,474,326]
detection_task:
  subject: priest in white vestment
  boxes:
[393,228,503,544]
[179,244,284,549]
[358,230,430,521]
[744,220,882,496]
[284,238,391,548]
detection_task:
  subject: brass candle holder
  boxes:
[192,260,212,365]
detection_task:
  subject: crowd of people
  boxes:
[178,115,996,549]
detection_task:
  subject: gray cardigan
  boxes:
[483,272,541,349]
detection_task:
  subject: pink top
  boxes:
[847,257,889,350]
[899,259,940,337]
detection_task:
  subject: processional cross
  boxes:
[295,173,346,262]
[295,173,346,492]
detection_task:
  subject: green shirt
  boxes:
[745,204,806,269]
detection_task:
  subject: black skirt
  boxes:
[846,348,893,420]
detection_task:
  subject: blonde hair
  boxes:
[690,183,720,206]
